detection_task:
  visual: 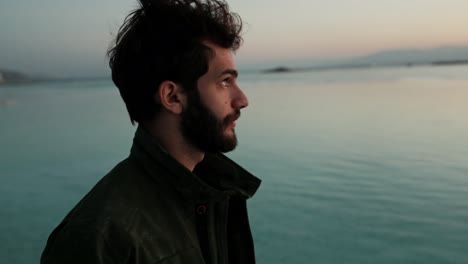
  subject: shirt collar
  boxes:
[130,125,261,202]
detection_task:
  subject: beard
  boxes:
[181,90,240,153]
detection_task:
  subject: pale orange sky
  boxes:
[234,0,468,62]
[0,0,467,77]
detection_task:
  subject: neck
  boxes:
[143,117,204,172]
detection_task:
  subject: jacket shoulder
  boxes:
[42,157,202,263]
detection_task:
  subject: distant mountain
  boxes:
[262,45,468,74]
[349,46,468,66]
[0,68,32,84]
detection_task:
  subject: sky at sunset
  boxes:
[1,0,467,78]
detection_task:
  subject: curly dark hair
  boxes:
[108,0,243,125]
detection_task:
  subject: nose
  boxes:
[232,85,249,109]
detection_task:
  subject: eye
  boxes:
[221,77,232,87]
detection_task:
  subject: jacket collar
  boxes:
[130,125,261,203]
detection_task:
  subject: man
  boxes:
[41,0,261,263]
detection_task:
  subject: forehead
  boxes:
[204,42,236,75]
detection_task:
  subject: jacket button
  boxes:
[196,205,207,215]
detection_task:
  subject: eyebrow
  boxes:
[218,69,238,78]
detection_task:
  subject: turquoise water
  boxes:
[1,66,468,263]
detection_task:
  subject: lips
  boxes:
[224,110,240,128]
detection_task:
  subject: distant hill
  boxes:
[0,68,32,84]
[262,45,468,74]
[349,46,468,66]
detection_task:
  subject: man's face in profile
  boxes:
[181,41,249,153]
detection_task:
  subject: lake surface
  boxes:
[1,65,468,263]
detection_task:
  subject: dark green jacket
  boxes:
[41,126,261,264]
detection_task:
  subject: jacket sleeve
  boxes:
[41,224,135,264]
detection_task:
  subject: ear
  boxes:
[157,81,187,114]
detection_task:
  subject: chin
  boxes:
[224,130,236,140]
[225,126,236,134]
[221,136,238,153]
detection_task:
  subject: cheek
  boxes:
[224,93,233,105]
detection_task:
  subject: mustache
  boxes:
[223,110,241,126]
